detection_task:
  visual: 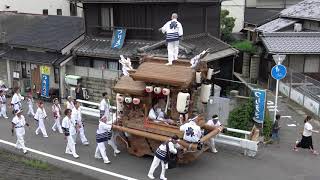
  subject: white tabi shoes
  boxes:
[147,174,155,179]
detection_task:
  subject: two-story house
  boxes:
[70,0,238,101]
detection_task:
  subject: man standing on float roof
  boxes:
[160,13,183,66]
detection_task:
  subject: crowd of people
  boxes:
[5,87,120,163]
[2,85,226,180]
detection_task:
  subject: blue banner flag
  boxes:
[252,89,266,123]
[111,28,126,49]
[41,74,49,97]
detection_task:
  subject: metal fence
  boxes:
[279,68,320,117]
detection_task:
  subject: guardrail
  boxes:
[76,99,116,121]
[214,128,258,157]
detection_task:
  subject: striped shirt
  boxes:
[155,141,179,161]
[161,19,183,42]
[96,121,112,143]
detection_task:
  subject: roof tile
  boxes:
[261,32,320,54]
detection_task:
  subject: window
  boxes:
[70,3,77,16]
[43,9,48,15]
[57,9,62,15]
[101,7,113,31]
[21,62,27,78]
[108,61,118,70]
[76,57,92,67]
[93,59,106,69]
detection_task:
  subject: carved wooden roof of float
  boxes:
[113,76,146,96]
[131,61,194,88]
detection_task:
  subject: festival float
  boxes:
[112,53,222,164]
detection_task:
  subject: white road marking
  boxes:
[287,124,297,127]
[267,101,274,105]
[268,109,279,112]
[0,139,138,180]
[281,116,292,119]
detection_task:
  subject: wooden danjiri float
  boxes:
[112,55,222,164]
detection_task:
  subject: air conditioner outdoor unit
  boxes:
[65,75,82,86]
[294,23,302,32]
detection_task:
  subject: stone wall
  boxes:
[82,77,117,103]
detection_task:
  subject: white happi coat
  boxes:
[11,93,24,111]
[100,99,110,118]
[52,104,61,118]
[180,121,202,143]
[161,19,183,63]
[12,115,26,136]
[62,116,77,136]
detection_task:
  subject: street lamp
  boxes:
[272,54,286,123]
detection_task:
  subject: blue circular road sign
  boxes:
[271,64,287,80]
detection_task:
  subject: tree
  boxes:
[220,9,236,43]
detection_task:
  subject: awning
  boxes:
[1,48,69,65]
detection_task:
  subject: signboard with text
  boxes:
[41,74,49,97]
[252,89,266,123]
[111,28,126,49]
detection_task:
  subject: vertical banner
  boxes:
[40,66,50,98]
[111,28,126,49]
[252,89,266,123]
[41,74,49,97]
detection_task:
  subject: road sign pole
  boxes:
[271,54,286,123]
[273,70,280,123]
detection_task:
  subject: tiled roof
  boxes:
[81,0,218,3]
[8,15,84,51]
[75,33,234,60]
[0,12,45,43]
[143,33,232,58]
[280,0,320,21]
[256,18,297,33]
[1,48,68,65]
[261,32,320,54]
[244,8,282,26]
[74,38,156,59]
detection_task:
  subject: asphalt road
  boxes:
[0,97,320,180]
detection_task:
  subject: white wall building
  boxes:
[222,0,246,32]
[0,0,83,17]
[222,0,302,32]
[247,0,302,8]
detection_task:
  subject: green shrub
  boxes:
[22,159,50,170]
[232,40,257,54]
[263,111,273,141]
[228,98,254,137]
